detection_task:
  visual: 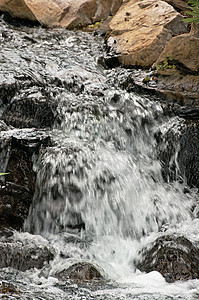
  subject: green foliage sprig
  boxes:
[184,0,199,24]
[156,55,176,71]
[0,173,9,175]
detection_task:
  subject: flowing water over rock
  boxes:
[1,16,199,299]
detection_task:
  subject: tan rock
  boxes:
[154,34,199,72]
[107,0,188,67]
[0,0,37,21]
[59,0,123,28]
[0,0,122,28]
[190,22,199,38]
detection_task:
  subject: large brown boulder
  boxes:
[0,0,122,28]
[154,34,199,72]
[106,0,188,67]
[0,0,37,21]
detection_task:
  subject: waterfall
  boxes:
[24,87,194,244]
[1,21,199,299]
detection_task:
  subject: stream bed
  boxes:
[0,15,199,299]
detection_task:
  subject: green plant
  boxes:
[0,173,9,175]
[184,0,199,24]
[143,76,151,83]
[156,55,176,71]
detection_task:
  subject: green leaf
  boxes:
[183,16,199,23]
[186,10,199,16]
[0,172,10,175]
[188,0,199,6]
[184,0,199,23]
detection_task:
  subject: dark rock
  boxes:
[146,69,199,107]
[119,70,166,101]
[119,68,199,118]
[0,181,33,230]
[2,87,57,129]
[2,11,40,28]
[176,107,199,120]
[0,81,17,105]
[0,234,54,271]
[0,129,51,230]
[55,262,103,282]
[177,122,199,189]
[97,55,121,69]
[11,135,51,156]
[137,235,199,282]
[0,138,36,230]
[156,120,199,189]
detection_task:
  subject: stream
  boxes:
[0,16,199,299]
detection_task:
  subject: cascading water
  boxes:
[25,89,193,241]
[1,21,199,299]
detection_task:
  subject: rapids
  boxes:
[0,16,199,299]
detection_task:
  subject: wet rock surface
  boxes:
[0,15,109,233]
[137,235,199,282]
[0,15,106,128]
[2,86,57,129]
[157,120,199,189]
[153,70,199,105]
[55,262,103,282]
[177,122,199,189]
[0,232,54,271]
[120,68,199,113]
[0,180,34,230]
